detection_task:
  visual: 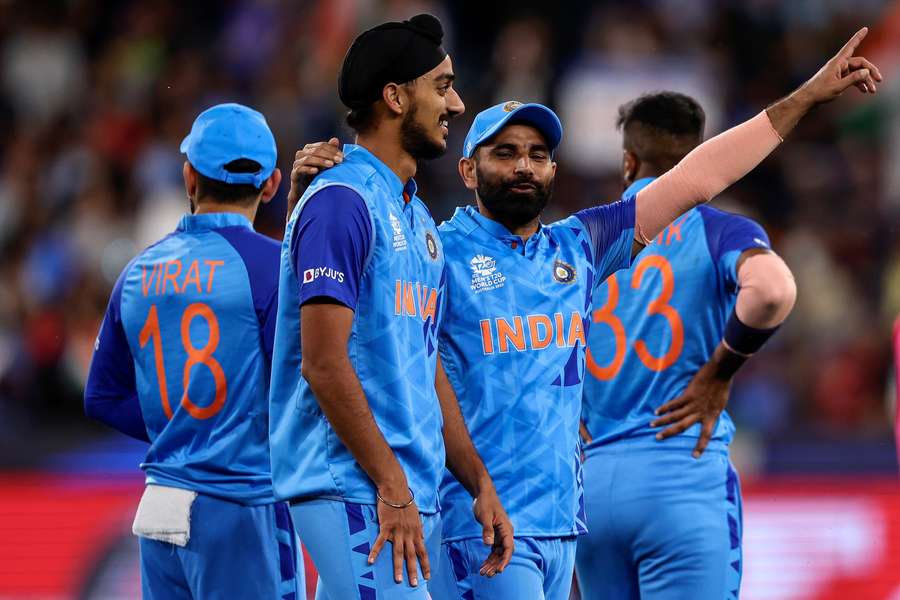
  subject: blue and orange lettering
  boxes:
[497,316,526,353]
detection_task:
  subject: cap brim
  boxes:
[179,133,191,154]
[469,103,563,157]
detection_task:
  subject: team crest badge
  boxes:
[503,101,523,112]
[425,231,439,260]
[553,260,576,284]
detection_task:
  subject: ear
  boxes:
[382,82,408,116]
[622,150,639,187]
[259,168,282,204]
[183,161,198,198]
[458,156,477,191]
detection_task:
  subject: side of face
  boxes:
[392,55,465,159]
[622,147,638,188]
[183,161,199,213]
[458,123,557,226]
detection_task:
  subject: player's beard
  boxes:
[476,164,554,229]
[400,102,446,161]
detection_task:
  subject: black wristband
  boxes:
[723,310,780,357]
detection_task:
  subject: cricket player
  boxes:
[293,27,880,600]
[575,91,797,599]
[84,103,301,599]
[268,14,513,600]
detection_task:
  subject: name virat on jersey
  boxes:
[140,259,225,296]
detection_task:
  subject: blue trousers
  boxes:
[430,535,577,600]
[140,494,301,599]
[574,438,743,600]
[291,498,442,600]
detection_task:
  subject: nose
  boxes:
[447,88,465,117]
[514,156,534,176]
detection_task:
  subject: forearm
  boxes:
[303,357,409,497]
[435,358,492,497]
[702,342,748,382]
[634,111,782,244]
[765,86,816,140]
[84,393,150,442]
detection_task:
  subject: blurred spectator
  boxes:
[0,0,895,472]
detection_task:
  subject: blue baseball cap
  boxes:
[463,101,563,158]
[180,103,277,188]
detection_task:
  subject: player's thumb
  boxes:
[482,522,495,545]
[328,137,340,147]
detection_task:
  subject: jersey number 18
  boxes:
[139,303,228,420]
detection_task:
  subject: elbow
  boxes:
[754,270,797,326]
[301,353,343,387]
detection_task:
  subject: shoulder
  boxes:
[548,215,588,236]
[697,205,770,257]
[304,184,369,214]
[312,157,379,192]
[697,205,758,227]
[213,227,281,288]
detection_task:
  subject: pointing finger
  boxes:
[837,27,868,60]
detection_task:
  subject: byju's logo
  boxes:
[303,267,345,284]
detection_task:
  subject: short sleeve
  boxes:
[84,266,149,442]
[291,186,372,310]
[214,226,281,362]
[570,195,637,280]
[699,206,771,290]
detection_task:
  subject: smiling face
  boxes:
[400,55,465,160]
[460,123,557,230]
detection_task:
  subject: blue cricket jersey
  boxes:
[85,212,281,505]
[438,201,635,541]
[582,178,771,448]
[269,144,446,513]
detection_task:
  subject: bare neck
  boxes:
[194,201,259,223]
[625,162,668,188]
[356,130,417,184]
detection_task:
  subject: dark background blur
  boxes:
[1,0,899,598]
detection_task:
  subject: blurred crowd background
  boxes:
[1,0,899,474]
[3,0,900,598]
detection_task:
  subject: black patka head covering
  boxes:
[339,14,447,110]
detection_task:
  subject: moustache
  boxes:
[501,176,539,190]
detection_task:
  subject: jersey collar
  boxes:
[343,144,418,205]
[624,177,655,198]
[452,205,546,256]
[177,212,254,232]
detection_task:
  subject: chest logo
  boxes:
[470,254,506,293]
[553,260,576,284]
[388,212,408,251]
[425,231,439,260]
